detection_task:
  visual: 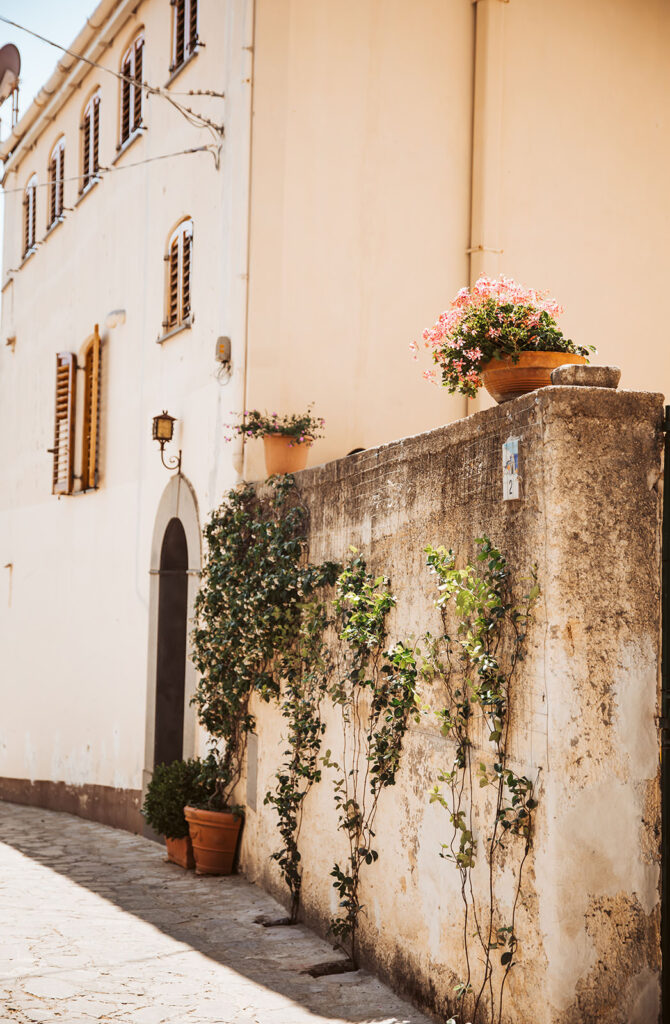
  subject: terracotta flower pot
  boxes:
[480,351,588,404]
[165,835,195,870]
[263,434,311,476]
[184,805,243,876]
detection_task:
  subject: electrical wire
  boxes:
[0,143,217,194]
[0,13,224,138]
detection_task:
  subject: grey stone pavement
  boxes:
[0,802,434,1024]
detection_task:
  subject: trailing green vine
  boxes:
[322,553,419,967]
[264,581,338,922]
[191,475,337,814]
[422,538,539,1024]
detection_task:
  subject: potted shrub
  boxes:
[183,751,245,876]
[225,406,325,475]
[413,275,594,403]
[141,759,208,869]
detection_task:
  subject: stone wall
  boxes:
[238,386,663,1024]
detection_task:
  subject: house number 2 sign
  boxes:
[502,436,520,500]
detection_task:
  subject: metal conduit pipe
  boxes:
[466,0,507,416]
[230,0,255,481]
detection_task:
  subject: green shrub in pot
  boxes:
[142,758,209,839]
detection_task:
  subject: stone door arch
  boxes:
[143,475,201,792]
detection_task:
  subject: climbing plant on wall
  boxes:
[191,475,337,816]
[422,537,539,1024]
[264,579,339,923]
[322,553,419,968]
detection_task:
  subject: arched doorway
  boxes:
[154,517,188,766]
[144,475,201,797]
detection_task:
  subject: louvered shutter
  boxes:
[82,113,91,190]
[81,326,102,491]
[57,146,64,216]
[29,187,36,250]
[168,237,180,327]
[121,60,131,142]
[175,0,186,67]
[133,39,143,130]
[181,229,192,320]
[92,97,100,173]
[52,352,77,495]
[49,157,57,226]
[189,0,198,53]
[23,191,29,254]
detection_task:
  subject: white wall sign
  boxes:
[502,436,520,500]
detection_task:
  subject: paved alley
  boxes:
[0,802,433,1024]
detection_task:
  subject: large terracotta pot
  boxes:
[263,434,311,476]
[184,805,243,876]
[481,351,588,404]
[165,835,195,870]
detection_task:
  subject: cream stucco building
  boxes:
[0,0,667,886]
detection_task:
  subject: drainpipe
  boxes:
[467,0,507,415]
[231,0,256,479]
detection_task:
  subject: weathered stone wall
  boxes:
[238,386,663,1024]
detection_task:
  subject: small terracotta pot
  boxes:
[165,835,195,870]
[481,351,588,404]
[263,434,311,476]
[184,805,243,876]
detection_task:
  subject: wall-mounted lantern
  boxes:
[152,410,182,473]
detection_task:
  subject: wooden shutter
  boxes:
[82,112,91,190]
[181,228,191,320]
[133,39,143,130]
[121,60,131,142]
[175,0,185,67]
[23,190,29,254]
[30,187,36,248]
[81,326,102,491]
[188,0,198,52]
[49,157,57,226]
[52,352,77,495]
[92,97,100,173]
[57,146,65,216]
[168,236,179,327]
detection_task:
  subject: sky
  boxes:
[0,1,97,130]
[0,1,97,238]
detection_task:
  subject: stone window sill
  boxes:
[113,127,145,165]
[75,178,101,207]
[165,46,201,88]
[156,316,193,345]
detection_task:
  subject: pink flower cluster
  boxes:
[415,276,563,355]
[411,275,569,398]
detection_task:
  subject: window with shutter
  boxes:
[171,0,198,70]
[23,175,37,256]
[133,37,144,131]
[52,352,77,495]
[119,34,144,147]
[188,0,198,54]
[47,139,65,227]
[163,219,193,333]
[81,326,102,491]
[81,91,100,193]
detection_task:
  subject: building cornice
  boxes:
[0,0,141,178]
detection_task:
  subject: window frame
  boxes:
[80,89,101,195]
[80,325,102,492]
[161,218,193,338]
[23,174,38,257]
[170,0,199,74]
[119,32,145,150]
[47,137,66,229]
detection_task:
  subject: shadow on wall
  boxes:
[0,801,430,1024]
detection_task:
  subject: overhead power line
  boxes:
[0,13,225,139]
[0,143,217,195]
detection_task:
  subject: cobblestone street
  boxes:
[0,802,432,1024]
